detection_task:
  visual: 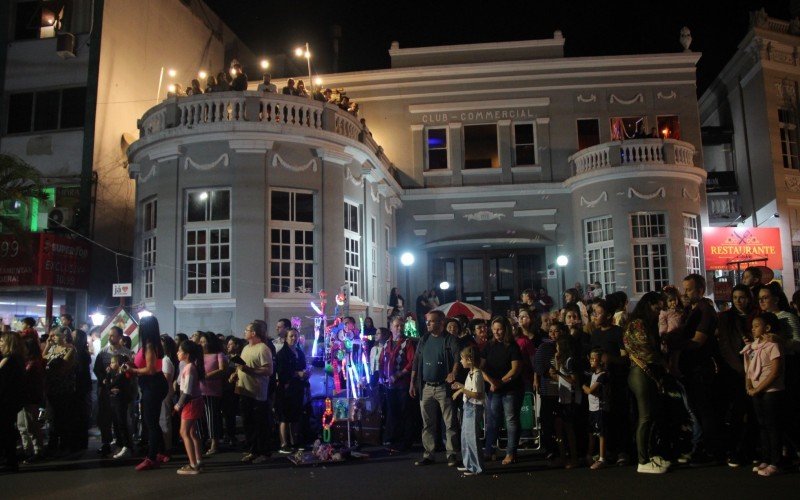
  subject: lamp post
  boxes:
[556,255,568,302]
[401,252,415,312]
[295,43,313,98]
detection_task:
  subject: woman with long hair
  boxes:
[123,316,168,470]
[72,329,92,450]
[198,331,228,456]
[482,316,523,464]
[43,327,75,452]
[623,291,668,474]
[0,332,26,472]
[160,334,179,453]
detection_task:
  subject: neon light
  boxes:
[310,301,323,315]
[312,317,322,357]
[348,364,359,398]
[321,398,334,443]
[361,350,370,384]
[29,197,39,232]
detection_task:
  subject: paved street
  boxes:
[2,444,797,500]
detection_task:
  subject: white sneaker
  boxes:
[112,447,131,459]
[637,461,667,474]
[651,456,672,468]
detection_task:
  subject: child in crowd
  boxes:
[659,286,683,377]
[582,349,610,469]
[550,335,580,468]
[104,354,133,459]
[174,341,206,475]
[451,345,485,476]
[742,313,785,477]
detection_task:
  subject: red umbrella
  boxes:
[433,300,491,320]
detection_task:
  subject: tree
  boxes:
[0,154,49,237]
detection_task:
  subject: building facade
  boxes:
[0,0,248,328]
[129,32,709,334]
[699,11,800,292]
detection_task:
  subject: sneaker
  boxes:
[156,453,170,464]
[252,455,269,464]
[203,448,217,458]
[616,452,630,466]
[414,458,434,466]
[757,464,779,477]
[651,456,672,469]
[456,465,468,471]
[637,461,667,474]
[590,459,606,470]
[135,458,158,471]
[727,457,743,468]
[447,456,458,467]
[677,452,692,464]
[462,471,481,476]
[113,447,131,459]
[241,453,257,463]
[177,465,200,475]
[752,462,768,473]
[278,447,293,455]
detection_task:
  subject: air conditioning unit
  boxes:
[48,207,74,229]
[56,33,76,59]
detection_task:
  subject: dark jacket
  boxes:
[411,332,460,396]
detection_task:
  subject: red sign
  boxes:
[702,227,782,270]
[0,234,91,289]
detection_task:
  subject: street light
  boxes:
[137,308,153,320]
[90,310,106,327]
[556,255,568,302]
[295,42,313,98]
[439,281,450,291]
[260,59,270,71]
[401,252,415,309]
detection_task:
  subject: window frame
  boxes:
[183,188,232,298]
[142,198,157,301]
[463,122,500,169]
[630,212,670,294]
[425,126,449,170]
[4,87,87,135]
[778,106,800,170]
[268,188,315,295]
[584,215,616,294]
[344,200,362,298]
[512,121,537,166]
[683,213,701,276]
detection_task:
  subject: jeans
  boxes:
[110,396,132,448]
[484,390,522,457]
[461,401,484,474]
[628,365,660,465]
[420,384,459,459]
[385,386,415,449]
[683,362,719,456]
[139,374,168,461]
[752,391,785,466]
[240,396,270,455]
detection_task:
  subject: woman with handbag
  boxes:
[623,291,670,474]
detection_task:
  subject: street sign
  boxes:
[112,283,132,297]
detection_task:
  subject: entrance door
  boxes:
[489,256,515,316]
[461,257,485,309]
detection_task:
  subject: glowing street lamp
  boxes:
[198,70,207,80]
[137,308,153,320]
[401,252,415,310]
[439,281,450,291]
[167,68,177,78]
[556,255,569,300]
[260,59,270,71]
[90,310,106,327]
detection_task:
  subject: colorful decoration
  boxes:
[312,316,322,358]
[404,319,419,338]
[321,398,335,443]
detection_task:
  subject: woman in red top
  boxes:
[122,316,168,471]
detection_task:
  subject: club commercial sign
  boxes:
[702,227,782,270]
[421,108,536,124]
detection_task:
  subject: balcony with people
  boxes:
[567,138,699,179]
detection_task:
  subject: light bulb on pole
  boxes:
[401,252,415,311]
[295,42,313,99]
[556,255,569,302]
[260,59,269,71]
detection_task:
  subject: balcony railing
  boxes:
[138,91,367,144]
[708,192,742,223]
[568,138,697,176]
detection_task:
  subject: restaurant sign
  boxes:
[702,227,782,270]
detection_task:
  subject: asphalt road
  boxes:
[2,444,798,500]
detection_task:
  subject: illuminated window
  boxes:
[683,214,700,276]
[269,189,314,294]
[610,116,647,141]
[584,216,616,294]
[657,116,681,140]
[426,128,448,169]
[344,201,361,297]
[142,199,157,300]
[184,189,231,296]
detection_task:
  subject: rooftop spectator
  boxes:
[257,74,277,93]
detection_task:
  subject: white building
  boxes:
[128,31,709,334]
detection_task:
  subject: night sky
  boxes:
[205,0,793,95]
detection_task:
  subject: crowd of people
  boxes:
[1,268,799,478]
[167,60,362,118]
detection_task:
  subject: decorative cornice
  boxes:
[681,187,700,201]
[513,209,557,217]
[628,187,665,199]
[464,211,505,221]
[408,97,550,114]
[580,191,607,207]
[576,93,597,103]
[138,164,157,183]
[413,213,454,221]
[451,201,516,210]
[657,90,677,100]
[228,140,273,154]
[149,144,184,162]
[609,93,644,105]
[321,150,353,165]
[535,117,550,125]
[184,153,229,171]
[543,223,558,231]
[345,167,364,186]
[385,196,402,214]
[271,154,318,172]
